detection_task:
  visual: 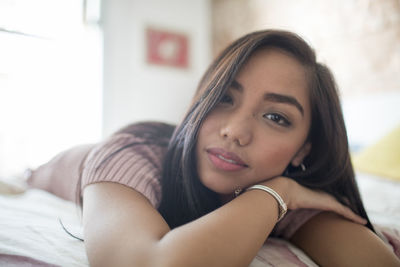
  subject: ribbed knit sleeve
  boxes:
[81,133,168,208]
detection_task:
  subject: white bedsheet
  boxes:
[0,189,88,267]
[0,172,399,266]
[356,172,400,228]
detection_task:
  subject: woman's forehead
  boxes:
[232,48,311,115]
[236,49,309,92]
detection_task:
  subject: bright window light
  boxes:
[0,0,102,176]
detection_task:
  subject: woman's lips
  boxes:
[206,148,248,171]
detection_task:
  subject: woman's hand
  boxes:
[259,176,367,225]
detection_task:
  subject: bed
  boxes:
[0,171,399,267]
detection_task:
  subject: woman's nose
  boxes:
[220,113,253,146]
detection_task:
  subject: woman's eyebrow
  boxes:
[231,80,304,116]
[264,93,304,116]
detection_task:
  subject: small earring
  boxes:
[300,163,306,171]
[234,188,242,197]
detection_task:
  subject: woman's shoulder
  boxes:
[81,121,176,207]
[85,121,175,172]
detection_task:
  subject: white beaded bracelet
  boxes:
[247,185,287,222]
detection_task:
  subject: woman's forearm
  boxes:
[154,188,282,267]
[83,180,288,267]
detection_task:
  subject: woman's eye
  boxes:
[264,113,291,126]
[219,94,233,105]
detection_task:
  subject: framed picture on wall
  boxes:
[146,27,189,69]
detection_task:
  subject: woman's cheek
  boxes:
[200,114,220,136]
[255,145,296,175]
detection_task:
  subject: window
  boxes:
[0,0,102,176]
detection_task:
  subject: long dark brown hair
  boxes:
[158,29,373,231]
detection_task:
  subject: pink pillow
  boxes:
[27,144,94,202]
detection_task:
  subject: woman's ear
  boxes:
[291,142,311,167]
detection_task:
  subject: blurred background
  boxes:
[0,0,399,176]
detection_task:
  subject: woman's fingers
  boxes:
[282,180,367,225]
[331,201,367,225]
[305,189,367,225]
[261,177,367,225]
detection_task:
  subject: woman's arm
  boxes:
[82,178,366,267]
[290,211,400,267]
[83,181,280,267]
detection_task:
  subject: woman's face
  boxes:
[196,48,312,199]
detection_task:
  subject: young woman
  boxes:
[31,30,400,266]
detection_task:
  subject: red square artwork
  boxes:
[146,28,189,68]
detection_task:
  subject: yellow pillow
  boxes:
[352,125,400,181]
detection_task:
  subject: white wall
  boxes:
[101,0,212,136]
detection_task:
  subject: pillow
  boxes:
[352,125,400,181]
[27,144,95,202]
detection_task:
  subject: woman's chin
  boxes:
[202,181,234,195]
